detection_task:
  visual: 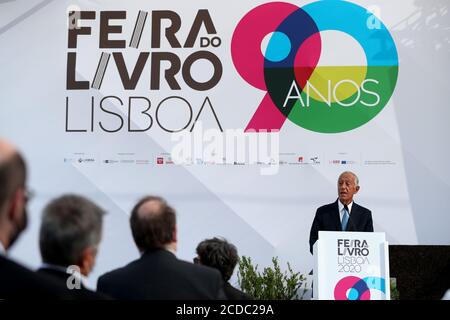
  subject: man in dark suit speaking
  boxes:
[309,171,374,254]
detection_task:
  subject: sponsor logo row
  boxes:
[64,153,396,166]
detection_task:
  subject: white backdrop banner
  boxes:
[1,0,449,288]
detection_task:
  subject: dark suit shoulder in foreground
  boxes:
[97,249,226,300]
[37,267,110,300]
[224,282,253,300]
[0,256,73,299]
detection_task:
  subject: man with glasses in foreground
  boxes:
[0,138,70,299]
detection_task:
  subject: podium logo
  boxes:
[232,1,398,133]
[334,276,386,300]
[337,239,369,256]
[337,239,370,273]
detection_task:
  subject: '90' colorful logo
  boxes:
[231,1,399,133]
[334,276,386,300]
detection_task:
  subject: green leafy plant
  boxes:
[237,256,306,300]
[390,278,400,300]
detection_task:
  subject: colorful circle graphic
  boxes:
[334,276,386,300]
[232,1,399,133]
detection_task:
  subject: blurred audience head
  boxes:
[195,237,239,281]
[39,194,105,276]
[0,139,29,251]
[130,196,177,253]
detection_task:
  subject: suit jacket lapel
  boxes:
[347,202,360,231]
[332,199,342,231]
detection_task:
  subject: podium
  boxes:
[313,231,390,300]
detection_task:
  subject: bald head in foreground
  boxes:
[0,139,28,252]
[97,196,226,299]
[0,138,71,299]
[309,171,374,254]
